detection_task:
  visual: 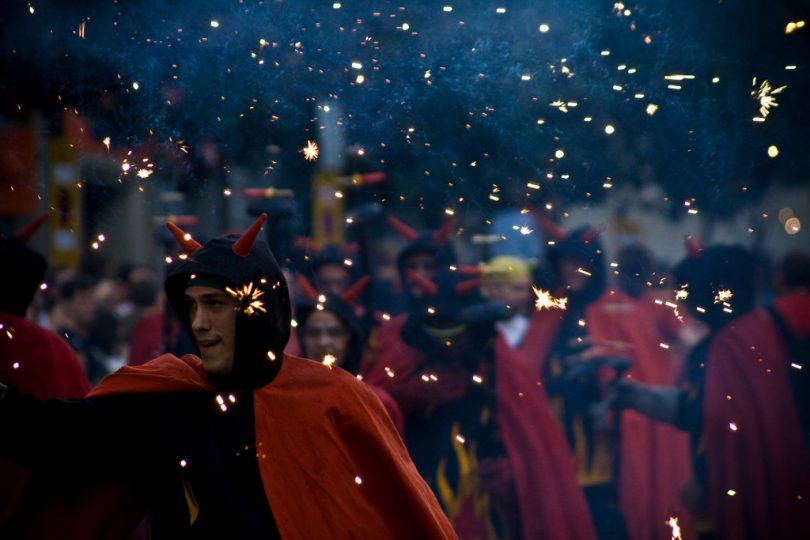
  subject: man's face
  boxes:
[403,252,437,298]
[301,310,351,364]
[315,264,351,296]
[484,279,533,315]
[185,286,238,376]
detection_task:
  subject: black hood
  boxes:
[296,293,365,374]
[548,226,607,306]
[0,231,47,316]
[165,235,291,390]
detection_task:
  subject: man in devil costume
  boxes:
[364,265,597,540]
[532,223,692,540]
[0,214,456,539]
[615,245,810,539]
[0,215,90,533]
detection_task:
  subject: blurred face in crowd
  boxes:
[559,257,591,293]
[403,251,437,298]
[185,286,238,376]
[315,264,351,296]
[302,310,351,365]
[68,287,98,329]
[484,279,533,315]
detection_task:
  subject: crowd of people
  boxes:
[1,209,809,540]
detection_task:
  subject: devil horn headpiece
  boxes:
[232,213,267,258]
[167,221,202,254]
[386,215,419,241]
[433,218,457,244]
[342,275,370,304]
[295,275,318,301]
[15,213,49,244]
[407,270,439,296]
[536,216,568,242]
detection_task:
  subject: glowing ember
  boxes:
[533,287,568,311]
[714,289,733,304]
[301,140,319,161]
[354,475,363,485]
[322,354,337,369]
[102,137,111,150]
[667,516,682,540]
[675,286,689,300]
[752,78,786,120]
[225,282,267,316]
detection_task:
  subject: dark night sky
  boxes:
[1,0,808,223]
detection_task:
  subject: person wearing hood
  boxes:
[615,246,810,539]
[0,214,90,533]
[0,214,456,539]
[363,267,597,540]
[530,224,692,540]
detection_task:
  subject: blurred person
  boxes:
[363,268,597,540]
[480,256,535,349]
[0,214,455,539]
[531,225,692,540]
[0,215,89,533]
[615,246,810,539]
[295,275,403,432]
[55,274,109,383]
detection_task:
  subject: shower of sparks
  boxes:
[714,289,733,304]
[533,287,568,311]
[301,140,319,161]
[667,517,683,540]
[752,78,786,121]
[322,354,337,369]
[225,282,267,316]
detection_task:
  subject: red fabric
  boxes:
[28,353,456,539]
[365,313,596,539]
[127,310,166,366]
[584,291,693,540]
[495,327,598,540]
[703,293,810,540]
[0,313,89,528]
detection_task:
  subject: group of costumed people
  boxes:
[1,210,809,540]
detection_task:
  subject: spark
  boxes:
[102,137,111,150]
[768,145,779,158]
[646,103,658,115]
[301,140,319,161]
[533,287,568,311]
[354,475,363,485]
[225,282,267,316]
[785,21,805,34]
[519,226,533,235]
[210,20,220,28]
[322,354,337,369]
[455,434,466,443]
[13,362,20,369]
[604,124,616,135]
[576,267,592,276]
[675,286,689,300]
[78,20,86,39]
[752,78,786,120]
[667,517,682,540]
[472,374,483,384]
[729,422,738,431]
[136,169,153,179]
[727,489,737,496]
[714,289,733,304]
[539,24,550,32]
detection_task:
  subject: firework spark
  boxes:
[322,354,337,369]
[301,140,319,161]
[225,282,267,316]
[714,289,733,304]
[667,516,682,540]
[752,78,786,121]
[533,287,568,311]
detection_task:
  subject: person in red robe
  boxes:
[616,246,810,539]
[364,264,597,540]
[532,225,692,540]
[0,215,90,533]
[0,214,455,539]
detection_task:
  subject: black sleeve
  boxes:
[0,384,148,473]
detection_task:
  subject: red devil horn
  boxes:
[342,275,370,304]
[685,235,703,259]
[433,218,457,244]
[407,270,439,296]
[536,216,568,241]
[295,275,318,301]
[232,213,267,258]
[580,227,601,245]
[15,213,49,244]
[386,215,419,241]
[166,222,202,253]
[456,265,483,277]
[456,278,482,296]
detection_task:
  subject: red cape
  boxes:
[364,313,597,540]
[16,352,456,539]
[585,291,694,540]
[0,312,89,529]
[703,293,810,539]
